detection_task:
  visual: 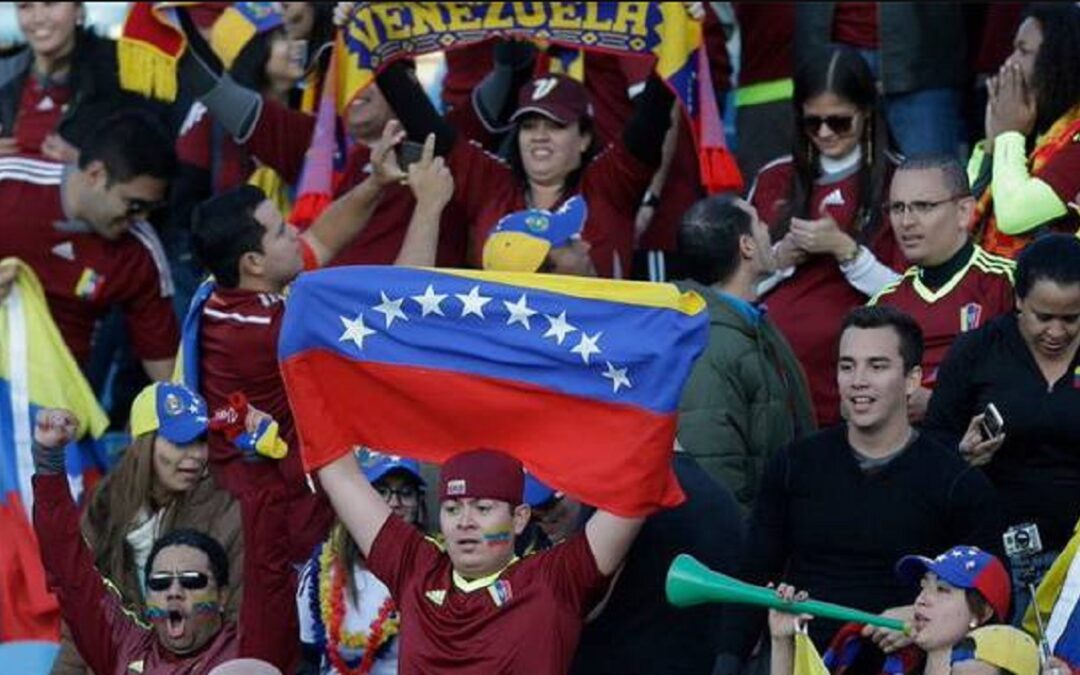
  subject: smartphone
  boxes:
[395,141,425,171]
[979,403,1004,440]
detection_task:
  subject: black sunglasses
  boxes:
[802,114,855,135]
[147,571,210,592]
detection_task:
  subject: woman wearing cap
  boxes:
[769,545,1011,675]
[298,452,427,675]
[372,40,677,279]
[52,382,242,675]
[750,46,906,427]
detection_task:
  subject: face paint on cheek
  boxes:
[482,528,512,548]
[190,591,221,620]
[145,602,169,623]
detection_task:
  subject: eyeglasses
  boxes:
[147,571,210,592]
[375,484,419,502]
[123,197,167,218]
[882,196,966,218]
[802,115,855,135]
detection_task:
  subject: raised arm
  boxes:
[395,132,455,266]
[31,409,137,675]
[375,59,458,155]
[316,453,392,557]
[584,510,645,577]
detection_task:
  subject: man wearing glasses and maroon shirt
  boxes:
[0,111,179,380]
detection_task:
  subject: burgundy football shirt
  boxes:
[367,516,608,674]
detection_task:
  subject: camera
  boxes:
[1003,522,1043,559]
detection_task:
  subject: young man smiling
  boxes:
[317,448,643,674]
[716,306,1004,663]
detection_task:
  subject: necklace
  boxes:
[315,539,400,674]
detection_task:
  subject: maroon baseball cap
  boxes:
[511,73,594,126]
[439,449,524,505]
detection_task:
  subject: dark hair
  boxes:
[1015,233,1080,298]
[146,528,229,588]
[191,185,268,288]
[840,306,924,373]
[1024,4,1080,135]
[896,154,972,197]
[965,589,997,625]
[678,194,754,286]
[77,110,177,185]
[506,114,601,200]
[782,46,896,242]
[191,184,266,287]
[230,28,282,93]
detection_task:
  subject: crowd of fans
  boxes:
[1,2,1080,674]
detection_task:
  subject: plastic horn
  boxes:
[666,554,908,633]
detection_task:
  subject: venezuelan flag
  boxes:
[1025,520,1080,670]
[0,259,109,640]
[279,267,707,516]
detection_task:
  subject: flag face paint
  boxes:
[483,529,513,548]
[279,266,708,516]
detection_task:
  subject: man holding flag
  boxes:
[276,259,709,672]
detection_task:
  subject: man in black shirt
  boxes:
[714,306,1004,673]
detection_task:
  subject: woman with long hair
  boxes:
[299,452,428,675]
[750,45,906,427]
[970,3,1080,257]
[768,545,1011,675]
[51,382,242,675]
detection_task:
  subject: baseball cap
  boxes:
[510,73,593,126]
[895,546,1011,621]
[357,448,425,486]
[439,449,524,505]
[130,382,209,445]
[950,626,1040,675]
[482,195,588,272]
[523,473,557,508]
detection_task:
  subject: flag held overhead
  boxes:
[279,267,708,517]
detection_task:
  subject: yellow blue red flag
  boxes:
[279,266,708,517]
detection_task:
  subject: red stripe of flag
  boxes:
[282,349,685,517]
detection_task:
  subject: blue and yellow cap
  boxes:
[482,196,588,272]
[357,449,425,486]
[130,382,209,444]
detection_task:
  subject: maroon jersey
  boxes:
[450,138,652,277]
[0,162,178,363]
[242,98,469,267]
[367,516,608,675]
[751,156,905,426]
[197,260,334,560]
[870,245,1015,386]
[832,2,880,50]
[13,75,71,157]
[734,3,795,86]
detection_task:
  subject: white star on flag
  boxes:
[373,291,408,328]
[455,285,492,319]
[601,361,631,393]
[571,331,603,364]
[339,313,376,350]
[503,294,537,330]
[542,311,577,345]
[411,285,447,317]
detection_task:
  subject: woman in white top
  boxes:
[299,451,427,675]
